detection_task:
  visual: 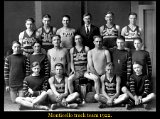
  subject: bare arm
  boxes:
[70,48,75,73]
[60,77,69,98]
[105,50,111,63]
[52,27,57,34]
[65,49,70,75]
[19,32,24,45]
[48,77,60,96]
[110,76,121,101]
[121,26,127,36]
[101,75,110,99]
[99,25,104,36]
[116,25,121,36]
[87,50,99,76]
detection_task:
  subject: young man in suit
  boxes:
[77,13,100,50]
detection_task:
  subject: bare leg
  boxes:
[122,86,135,100]
[84,72,100,94]
[32,91,48,105]
[94,94,108,104]
[47,89,57,103]
[68,74,76,94]
[142,93,156,104]
[15,97,34,108]
[66,92,79,103]
[113,93,128,105]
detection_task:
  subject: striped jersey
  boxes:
[53,76,65,93]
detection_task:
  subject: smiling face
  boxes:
[62,16,70,27]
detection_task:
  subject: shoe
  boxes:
[98,102,107,108]
[67,103,78,109]
[125,104,132,110]
[33,104,49,110]
[75,98,82,104]
[51,103,58,110]
[143,103,151,110]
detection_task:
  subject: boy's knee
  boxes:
[121,86,128,93]
[94,94,99,100]
[47,89,52,95]
[15,97,21,103]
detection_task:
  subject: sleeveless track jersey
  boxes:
[41,26,54,51]
[102,24,118,48]
[124,25,141,49]
[21,30,37,55]
[73,47,87,76]
[53,76,65,93]
[104,74,117,96]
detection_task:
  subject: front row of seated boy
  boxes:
[15,61,155,110]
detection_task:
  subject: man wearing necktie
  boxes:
[77,13,100,50]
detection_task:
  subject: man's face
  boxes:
[105,65,113,75]
[134,39,142,50]
[75,35,82,45]
[94,37,102,48]
[52,36,61,47]
[12,43,21,54]
[105,14,113,23]
[33,43,41,53]
[32,65,41,75]
[133,64,142,75]
[55,66,63,76]
[129,15,137,25]
[62,17,70,27]
[116,39,125,50]
[25,20,34,30]
[83,15,91,25]
[42,17,51,26]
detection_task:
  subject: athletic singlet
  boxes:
[102,24,118,39]
[124,25,141,40]
[41,26,54,48]
[53,76,65,93]
[101,24,118,48]
[21,30,37,54]
[73,47,87,72]
[104,74,117,96]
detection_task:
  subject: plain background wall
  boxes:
[4,1,35,55]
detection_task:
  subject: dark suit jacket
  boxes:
[77,24,100,49]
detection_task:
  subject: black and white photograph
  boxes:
[4,1,156,114]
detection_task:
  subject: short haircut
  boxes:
[106,62,113,67]
[83,13,92,18]
[52,34,61,39]
[106,11,114,16]
[32,40,42,47]
[25,17,35,23]
[134,37,142,43]
[62,15,71,21]
[93,35,102,41]
[116,35,125,41]
[12,41,21,46]
[55,63,64,69]
[133,61,143,67]
[31,61,40,68]
[42,14,51,19]
[128,12,137,18]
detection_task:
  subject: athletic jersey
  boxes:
[20,30,37,55]
[131,50,152,77]
[53,76,65,93]
[56,28,75,49]
[38,26,55,51]
[104,74,117,96]
[124,25,141,41]
[73,47,87,73]
[101,24,118,48]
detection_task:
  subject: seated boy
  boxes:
[47,63,79,110]
[94,62,128,108]
[122,61,156,110]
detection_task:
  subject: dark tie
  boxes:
[86,26,89,34]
